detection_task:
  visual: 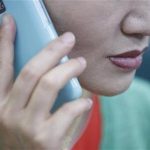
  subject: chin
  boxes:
[96,82,132,96]
[79,74,135,96]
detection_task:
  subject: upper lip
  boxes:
[108,47,148,58]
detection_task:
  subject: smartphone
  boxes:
[0,0,82,112]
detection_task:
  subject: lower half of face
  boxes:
[45,0,149,96]
[69,46,137,96]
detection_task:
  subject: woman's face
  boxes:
[44,0,150,96]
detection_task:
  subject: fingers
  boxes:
[26,57,87,119]
[46,98,93,141]
[0,14,16,98]
[8,32,76,110]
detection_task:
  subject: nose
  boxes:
[121,9,150,38]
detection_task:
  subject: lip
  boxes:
[111,50,143,58]
[108,48,147,71]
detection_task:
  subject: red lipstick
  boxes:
[108,50,144,71]
[112,50,142,58]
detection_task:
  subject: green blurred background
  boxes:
[136,46,150,81]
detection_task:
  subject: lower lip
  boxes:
[109,55,143,71]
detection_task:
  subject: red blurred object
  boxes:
[72,95,102,150]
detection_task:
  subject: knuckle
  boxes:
[21,65,40,81]
[40,75,59,91]
[0,28,11,44]
[0,105,21,129]
[0,45,14,71]
[18,115,40,137]
[19,121,35,137]
[0,111,14,129]
[0,27,14,52]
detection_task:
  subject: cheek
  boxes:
[47,1,137,95]
[47,2,112,49]
[76,52,136,96]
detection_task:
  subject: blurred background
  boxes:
[136,46,150,81]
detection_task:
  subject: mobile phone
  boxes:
[0,0,82,112]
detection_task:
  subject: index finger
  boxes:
[0,14,16,98]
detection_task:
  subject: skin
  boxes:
[0,0,150,149]
[44,0,150,95]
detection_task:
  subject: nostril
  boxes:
[121,27,144,40]
[132,33,144,40]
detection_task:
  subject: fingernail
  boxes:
[62,32,75,43]
[77,57,87,68]
[2,14,11,26]
[87,98,93,109]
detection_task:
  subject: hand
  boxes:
[0,14,93,150]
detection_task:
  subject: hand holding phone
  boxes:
[1,0,83,112]
[0,14,92,149]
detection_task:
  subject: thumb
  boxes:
[0,13,16,98]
